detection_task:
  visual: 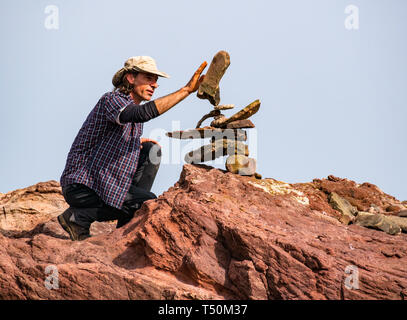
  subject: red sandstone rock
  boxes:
[0,181,67,232]
[295,176,405,216]
[0,165,406,300]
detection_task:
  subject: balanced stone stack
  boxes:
[166,51,261,177]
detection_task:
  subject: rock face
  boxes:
[0,165,406,300]
[0,181,67,232]
[0,181,117,239]
[307,175,405,214]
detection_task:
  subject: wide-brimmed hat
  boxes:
[112,56,170,87]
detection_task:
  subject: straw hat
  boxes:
[112,56,170,86]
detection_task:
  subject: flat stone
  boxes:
[328,192,358,225]
[211,119,255,129]
[354,212,402,235]
[225,155,256,176]
[185,140,248,164]
[166,127,247,141]
[225,119,255,129]
[197,51,230,106]
[211,100,260,128]
[214,104,234,110]
[213,114,227,122]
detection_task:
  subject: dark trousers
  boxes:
[62,141,161,229]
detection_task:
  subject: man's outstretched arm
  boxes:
[154,61,207,115]
[118,61,207,124]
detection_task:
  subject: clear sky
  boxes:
[1,0,406,201]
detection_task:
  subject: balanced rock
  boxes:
[185,140,248,164]
[167,127,247,141]
[355,212,402,235]
[197,51,230,106]
[214,104,234,110]
[195,110,221,128]
[210,114,227,127]
[225,155,256,176]
[225,119,255,129]
[211,100,260,128]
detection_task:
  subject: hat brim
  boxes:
[132,66,170,78]
[112,66,170,87]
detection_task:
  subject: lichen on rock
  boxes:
[247,178,310,206]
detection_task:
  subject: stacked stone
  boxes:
[166,51,261,177]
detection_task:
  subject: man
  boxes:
[58,56,207,241]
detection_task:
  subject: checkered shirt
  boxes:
[60,91,143,209]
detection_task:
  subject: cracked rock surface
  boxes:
[0,165,406,300]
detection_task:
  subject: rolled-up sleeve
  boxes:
[118,101,159,124]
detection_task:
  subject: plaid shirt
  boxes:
[60,91,143,209]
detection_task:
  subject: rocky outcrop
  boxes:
[354,212,402,235]
[0,165,406,300]
[304,175,405,214]
[0,181,67,232]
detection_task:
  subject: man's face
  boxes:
[128,72,159,102]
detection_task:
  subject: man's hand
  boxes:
[154,61,208,115]
[184,61,208,94]
[140,137,160,149]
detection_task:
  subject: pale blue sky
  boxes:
[1,0,406,201]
